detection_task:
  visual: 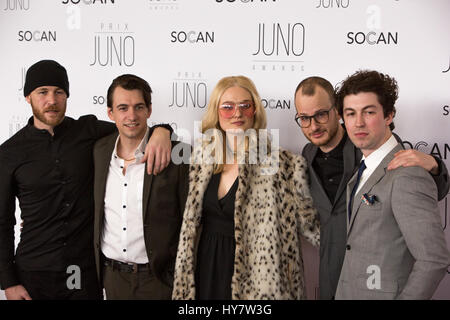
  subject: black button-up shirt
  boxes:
[312,133,347,203]
[0,115,116,289]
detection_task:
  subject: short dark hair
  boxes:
[295,76,336,106]
[107,74,152,109]
[336,70,397,130]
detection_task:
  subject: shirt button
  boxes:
[65,203,70,207]
[123,249,126,252]
[329,178,334,182]
[124,183,127,187]
[120,166,124,169]
[123,205,126,208]
[346,244,351,250]
[63,242,67,246]
[123,227,126,231]
[55,159,60,164]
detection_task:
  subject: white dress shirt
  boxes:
[101,128,149,264]
[355,134,398,195]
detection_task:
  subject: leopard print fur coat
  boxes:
[172,146,320,300]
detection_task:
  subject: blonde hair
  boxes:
[200,75,268,174]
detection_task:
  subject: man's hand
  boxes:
[5,285,32,300]
[388,149,439,175]
[141,127,172,175]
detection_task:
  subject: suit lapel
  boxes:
[347,144,403,235]
[142,131,154,222]
[142,165,153,222]
[333,136,359,208]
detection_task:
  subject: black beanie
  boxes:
[23,60,70,97]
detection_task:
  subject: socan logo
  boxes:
[170,31,214,44]
[90,22,135,67]
[346,5,398,46]
[403,140,450,160]
[18,30,56,42]
[62,0,115,4]
[216,0,276,3]
[261,98,291,110]
[4,0,30,10]
[169,72,208,109]
[346,31,398,45]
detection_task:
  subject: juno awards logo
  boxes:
[3,0,30,10]
[252,22,305,72]
[443,57,450,73]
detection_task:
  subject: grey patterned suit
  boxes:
[336,143,450,299]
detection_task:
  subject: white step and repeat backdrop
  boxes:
[0,0,449,299]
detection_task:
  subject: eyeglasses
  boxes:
[295,106,334,128]
[218,101,255,119]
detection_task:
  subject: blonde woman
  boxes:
[172,76,319,300]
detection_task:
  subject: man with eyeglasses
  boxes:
[294,76,449,300]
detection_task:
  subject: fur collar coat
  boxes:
[172,146,320,300]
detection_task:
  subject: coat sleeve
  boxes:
[392,167,450,299]
[291,153,320,247]
[431,156,449,201]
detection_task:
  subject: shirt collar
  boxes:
[362,134,398,171]
[26,116,70,136]
[112,127,149,163]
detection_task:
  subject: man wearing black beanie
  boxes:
[0,59,173,300]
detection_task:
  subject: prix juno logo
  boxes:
[252,22,305,72]
[9,116,27,137]
[90,22,135,67]
[3,0,29,10]
[18,66,26,94]
[169,72,208,109]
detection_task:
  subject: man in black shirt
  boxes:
[0,60,172,300]
[294,76,450,299]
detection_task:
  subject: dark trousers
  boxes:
[103,264,172,300]
[18,267,102,300]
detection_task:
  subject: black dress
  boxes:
[195,173,239,300]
